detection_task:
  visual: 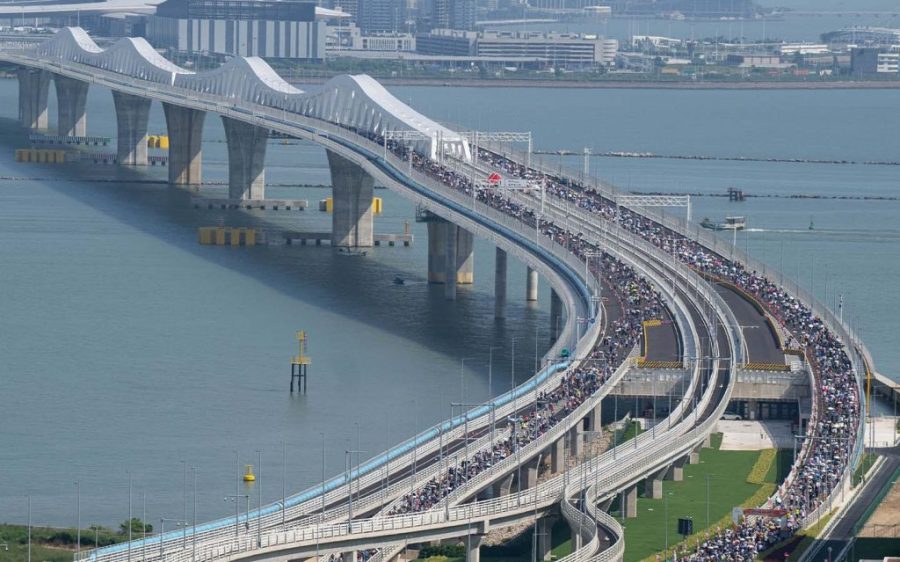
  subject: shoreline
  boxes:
[283,76,900,90]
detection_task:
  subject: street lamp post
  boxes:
[75,481,80,557]
[224,495,250,537]
[159,518,186,561]
[344,449,366,527]
[256,449,262,547]
[27,495,31,562]
[191,467,198,562]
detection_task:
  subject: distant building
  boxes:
[822,27,900,47]
[415,29,475,56]
[725,54,786,69]
[849,47,898,75]
[358,0,406,33]
[878,52,900,73]
[417,29,617,67]
[780,44,830,56]
[429,0,475,31]
[147,0,326,59]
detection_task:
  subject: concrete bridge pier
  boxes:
[550,289,562,342]
[570,425,585,461]
[445,223,458,300]
[428,221,448,283]
[666,456,687,482]
[164,103,205,185]
[327,150,374,249]
[222,116,268,200]
[112,91,151,166]
[17,68,50,130]
[341,550,357,562]
[426,219,475,298]
[644,467,667,499]
[54,74,88,137]
[495,247,507,318]
[550,436,565,473]
[456,227,474,284]
[624,485,638,518]
[587,403,602,433]
[465,535,482,562]
[492,473,514,497]
[526,267,538,302]
[537,516,555,561]
[523,460,539,489]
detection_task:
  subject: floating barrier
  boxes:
[197,227,261,246]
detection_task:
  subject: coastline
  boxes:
[335,78,900,90]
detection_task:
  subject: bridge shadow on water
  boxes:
[0,118,549,388]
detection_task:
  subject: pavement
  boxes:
[714,283,785,365]
[644,308,681,363]
[718,420,794,450]
[803,456,900,561]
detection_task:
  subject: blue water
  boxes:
[1,78,899,528]
[0,81,553,527]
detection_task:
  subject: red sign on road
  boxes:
[487,172,502,185]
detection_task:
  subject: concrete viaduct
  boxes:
[0,27,874,562]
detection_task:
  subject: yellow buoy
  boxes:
[243,464,256,482]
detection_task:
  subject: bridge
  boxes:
[0,27,876,562]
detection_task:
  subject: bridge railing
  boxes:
[3,50,744,556]
[478,138,863,529]
[20,53,613,562]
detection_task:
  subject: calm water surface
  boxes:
[1,79,898,527]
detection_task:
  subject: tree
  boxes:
[119,518,152,535]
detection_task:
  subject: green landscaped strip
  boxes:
[612,433,788,562]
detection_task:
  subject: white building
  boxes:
[877,52,899,73]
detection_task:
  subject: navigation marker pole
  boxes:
[291,331,311,393]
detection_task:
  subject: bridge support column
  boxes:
[524,462,538,489]
[456,227,474,285]
[445,223,458,300]
[495,247,507,318]
[163,103,205,185]
[624,485,638,518]
[428,221,448,283]
[569,426,584,461]
[550,436,565,473]
[587,403,602,433]
[327,150,374,249]
[465,535,482,562]
[341,550,357,562]
[537,516,554,561]
[54,74,88,137]
[644,469,665,499]
[17,68,50,130]
[570,528,582,551]
[550,289,562,342]
[666,457,686,482]
[222,116,268,200]
[689,445,701,465]
[493,473,513,497]
[112,91,150,166]
[526,267,538,302]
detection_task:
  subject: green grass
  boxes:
[611,434,791,562]
[0,523,130,562]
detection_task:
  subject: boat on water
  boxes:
[700,216,746,231]
[338,248,368,257]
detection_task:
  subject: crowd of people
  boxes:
[334,128,861,560]
[463,144,861,560]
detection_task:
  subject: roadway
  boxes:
[714,282,785,366]
[803,456,900,561]
[643,309,681,364]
